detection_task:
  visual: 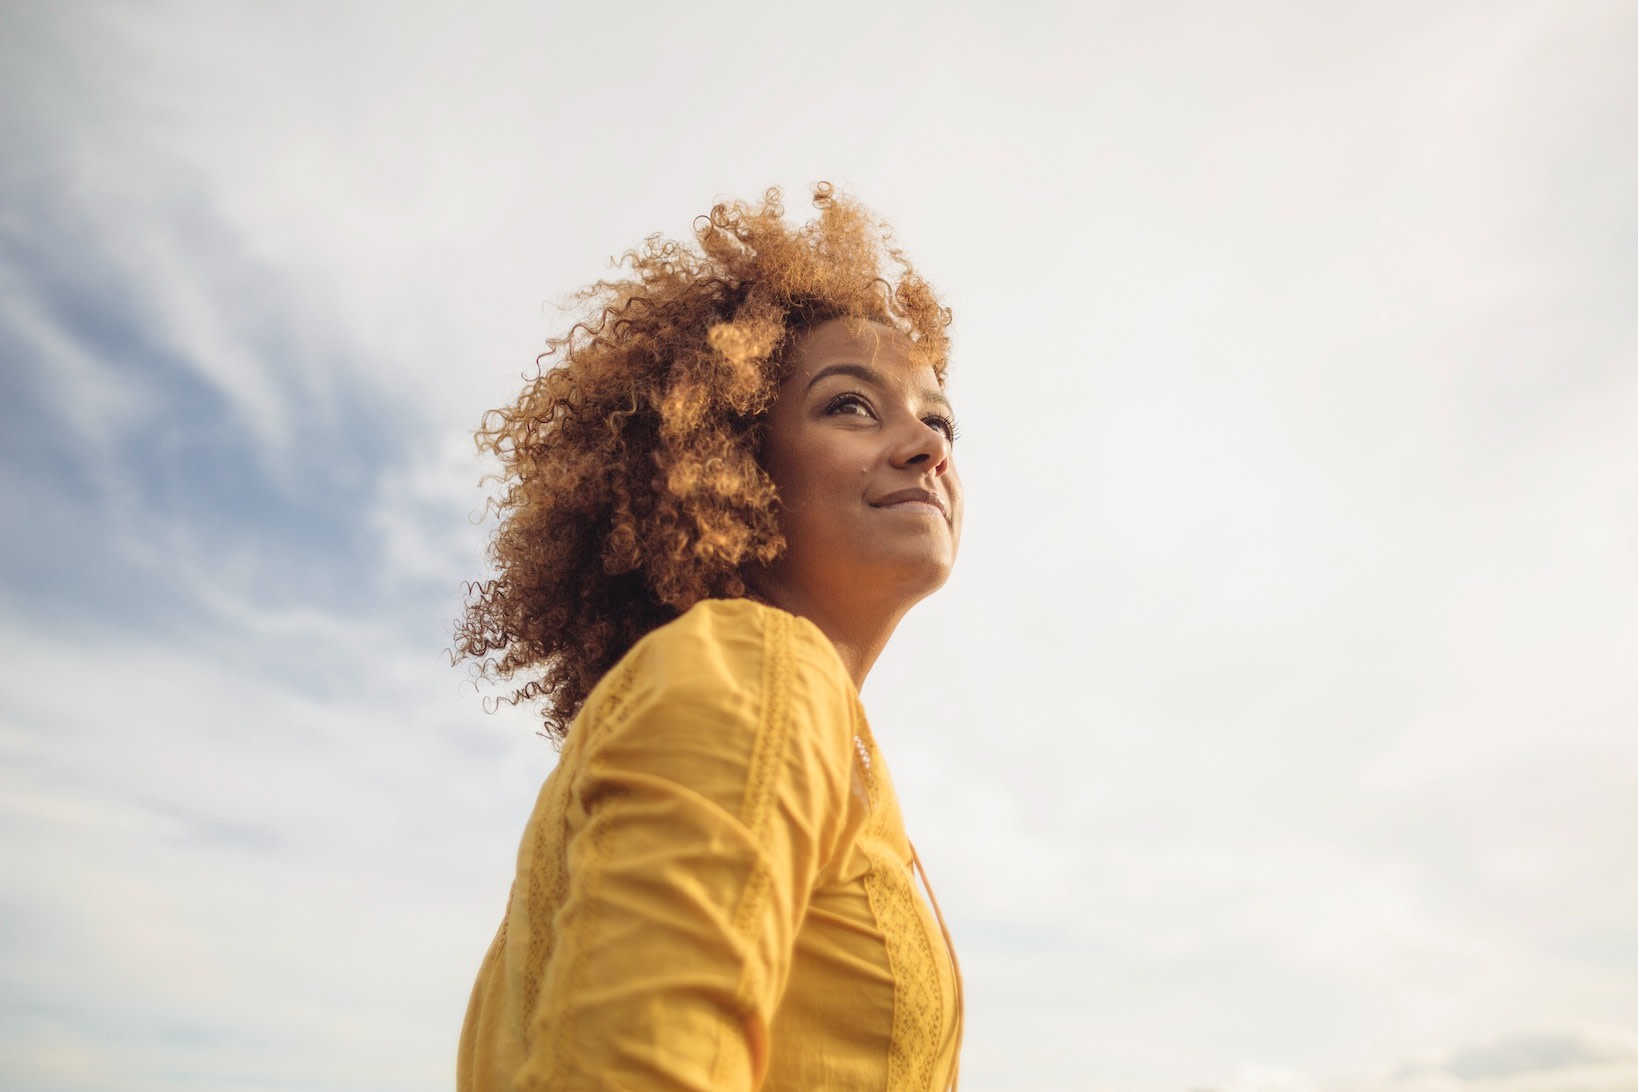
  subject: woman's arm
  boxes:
[518,606,855,1090]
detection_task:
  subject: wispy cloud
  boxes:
[1212,1026,1638,1092]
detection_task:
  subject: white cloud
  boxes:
[1197,1028,1638,1091]
[0,603,548,1090]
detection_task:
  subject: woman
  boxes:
[456,184,964,1091]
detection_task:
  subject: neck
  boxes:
[748,581,918,691]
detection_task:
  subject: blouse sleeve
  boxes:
[517,604,856,1091]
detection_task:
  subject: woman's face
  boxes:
[751,317,963,615]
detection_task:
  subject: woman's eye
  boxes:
[825,393,874,418]
[925,415,960,443]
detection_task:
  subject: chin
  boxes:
[876,553,956,605]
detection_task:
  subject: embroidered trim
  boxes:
[857,723,948,1092]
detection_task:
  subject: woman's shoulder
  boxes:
[565,599,860,796]
[588,598,856,728]
[651,596,851,686]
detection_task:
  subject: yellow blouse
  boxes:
[457,598,962,1091]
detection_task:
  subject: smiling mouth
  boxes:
[871,488,948,519]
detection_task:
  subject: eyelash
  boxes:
[824,393,961,444]
[925,413,961,444]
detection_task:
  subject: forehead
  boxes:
[783,318,936,386]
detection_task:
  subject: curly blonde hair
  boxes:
[457,184,951,739]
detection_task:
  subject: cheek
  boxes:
[764,425,872,514]
[804,458,868,505]
[782,461,865,531]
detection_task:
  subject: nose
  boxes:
[890,415,952,476]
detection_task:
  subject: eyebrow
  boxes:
[805,362,953,415]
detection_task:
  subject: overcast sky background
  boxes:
[2,2,1636,1090]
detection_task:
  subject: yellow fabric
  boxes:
[457,598,961,1091]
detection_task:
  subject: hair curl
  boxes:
[456,184,951,739]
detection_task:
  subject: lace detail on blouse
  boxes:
[856,723,951,1092]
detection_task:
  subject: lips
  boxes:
[871,487,949,519]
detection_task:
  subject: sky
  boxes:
[1,1,1636,1089]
